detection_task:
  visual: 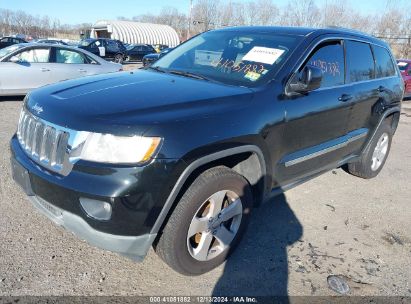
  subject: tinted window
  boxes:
[16,48,50,63]
[107,40,119,51]
[303,41,345,88]
[373,46,396,78]
[56,49,86,64]
[346,40,374,83]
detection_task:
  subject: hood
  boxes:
[143,53,160,59]
[26,70,254,134]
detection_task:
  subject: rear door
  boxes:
[343,40,385,154]
[0,46,51,94]
[48,47,91,81]
[278,39,352,183]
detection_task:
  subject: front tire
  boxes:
[155,166,253,275]
[347,121,393,179]
[114,53,124,64]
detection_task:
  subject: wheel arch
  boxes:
[150,145,269,235]
[362,106,401,154]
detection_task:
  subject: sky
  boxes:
[0,0,407,25]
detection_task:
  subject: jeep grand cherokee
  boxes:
[10,26,403,275]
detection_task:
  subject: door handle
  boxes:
[78,69,87,73]
[40,68,50,72]
[338,94,353,102]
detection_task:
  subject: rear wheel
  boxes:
[155,166,253,275]
[114,53,124,64]
[347,121,393,179]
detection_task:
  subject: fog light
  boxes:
[80,198,112,221]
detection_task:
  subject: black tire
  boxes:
[114,53,123,64]
[347,121,393,179]
[155,166,253,275]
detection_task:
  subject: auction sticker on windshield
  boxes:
[242,47,285,65]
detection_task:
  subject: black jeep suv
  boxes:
[78,38,127,63]
[10,26,403,275]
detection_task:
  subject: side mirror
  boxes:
[408,69,411,76]
[289,65,322,94]
[9,56,20,63]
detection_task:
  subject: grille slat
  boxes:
[17,109,70,174]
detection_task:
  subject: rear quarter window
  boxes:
[345,40,374,83]
[373,45,396,78]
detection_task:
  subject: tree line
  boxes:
[1,0,410,57]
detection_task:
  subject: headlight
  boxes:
[81,133,162,164]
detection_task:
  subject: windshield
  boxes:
[397,61,409,71]
[79,39,93,47]
[0,44,24,60]
[152,30,301,86]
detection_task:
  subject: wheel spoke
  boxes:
[214,226,235,251]
[187,217,209,237]
[220,198,242,222]
[208,190,226,217]
[192,232,213,260]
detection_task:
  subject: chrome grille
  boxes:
[17,108,70,174]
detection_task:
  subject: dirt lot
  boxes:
[0,96,410,298]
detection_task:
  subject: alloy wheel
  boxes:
[187,190,243,261]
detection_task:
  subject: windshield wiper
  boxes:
[147,66,166,73]
[167,70,212,81]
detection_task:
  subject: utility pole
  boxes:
[186,0,193,41]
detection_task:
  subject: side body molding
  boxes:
[150,145,267,235]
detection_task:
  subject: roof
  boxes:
[91,20,180,47]
[214,26,386,46]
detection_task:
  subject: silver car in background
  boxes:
[0,43,122,96]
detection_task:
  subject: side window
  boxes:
[302,41,345,88]
[1,38,9,43]
[15,48,50,63]
[85,54,99,64]
[107,40,119,52]
[90,41,100,49]
[373,45,396,78]
[345,40,374,83]
[56,49,86,64]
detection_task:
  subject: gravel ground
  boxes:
[0,97,410,297]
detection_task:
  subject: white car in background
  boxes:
[0,43,122,96]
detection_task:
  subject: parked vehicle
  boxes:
[142,47,173,66]
[10,26,403,275]
[35,39,68,45]
[0,36,27,49]
[397,59,411,99]
[78,38,127,64]
[153,44,169,53]
[0,43,122,96]
[126,44,156,61]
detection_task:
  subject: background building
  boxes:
[90,20,180,47]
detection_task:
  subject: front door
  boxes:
[277,40,352,184]
[0,46,51,94]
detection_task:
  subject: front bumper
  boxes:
[29,194,156,261]
[10,134,185,261]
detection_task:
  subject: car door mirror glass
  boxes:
[289,65,322,93]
